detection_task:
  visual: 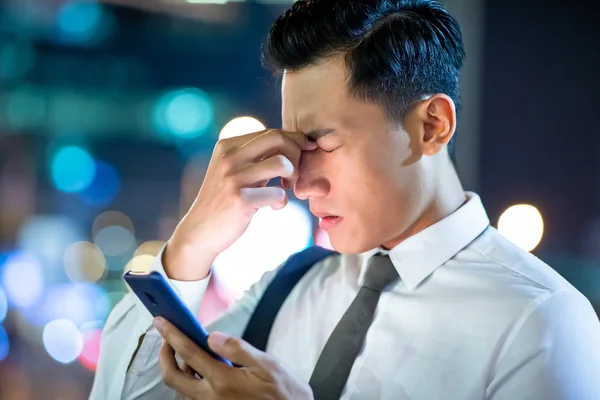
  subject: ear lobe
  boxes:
[422,94,456,156]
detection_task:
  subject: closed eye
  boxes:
[317,147,336,154]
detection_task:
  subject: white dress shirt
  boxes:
[90,193,600,400]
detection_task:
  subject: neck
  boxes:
[381,158,466,250]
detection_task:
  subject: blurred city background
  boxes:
[0,0,598,398]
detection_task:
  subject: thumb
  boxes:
[208,332,267,369]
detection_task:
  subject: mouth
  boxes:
[314,214,343,230]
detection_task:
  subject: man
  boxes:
[90,0,600,399]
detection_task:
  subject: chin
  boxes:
[327,231,378,255]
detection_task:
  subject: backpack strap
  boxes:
[241,246,339,352]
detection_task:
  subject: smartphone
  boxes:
[124,270,232,366]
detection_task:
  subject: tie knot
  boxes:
[363,254,399,292]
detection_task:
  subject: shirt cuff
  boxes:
[132,243,212,333]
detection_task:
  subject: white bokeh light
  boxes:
[219,116,266,140]
[40,283,109,327]
[213,201,312,297]
[18,215,84,273]
[498,204,544,252]
[1,253,44,308]
[43,319,84,364]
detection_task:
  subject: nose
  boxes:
[293,151,329,200]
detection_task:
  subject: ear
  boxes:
[419,94,457,156]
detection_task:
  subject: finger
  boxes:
[154,317,229,381]
[208,332,270,370]
[234,155,296,188]
[271,194,289,211]
[228,130,315,169]
[281,177,293,191]
[239,187,287,210]
[217,129,316,157]
[159,341,210,398]
[181,362,197,377]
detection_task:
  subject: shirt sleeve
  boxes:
[88,244,280,400]
[486,289,600,400]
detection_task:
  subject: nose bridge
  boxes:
[294,152,327,200]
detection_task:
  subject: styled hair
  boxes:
[263,0,465,160]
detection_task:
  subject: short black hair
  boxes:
[263,0,465,161]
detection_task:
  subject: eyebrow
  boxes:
[305,128,335,140]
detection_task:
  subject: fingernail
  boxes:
[153,317,164,329]
[209,332,229,349]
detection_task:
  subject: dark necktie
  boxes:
[308,254,400,400]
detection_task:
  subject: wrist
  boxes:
[162,236,217,281]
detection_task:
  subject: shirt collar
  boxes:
[358,192,490,290]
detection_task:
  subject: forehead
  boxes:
[281,57,392,137]
[281,58,354,128]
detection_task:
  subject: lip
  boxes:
[318,216,343,231]
[311,210,340,218]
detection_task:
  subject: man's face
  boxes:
[282,57,429,254]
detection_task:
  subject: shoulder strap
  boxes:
[241,246,339,352]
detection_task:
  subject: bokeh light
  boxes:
[219,116,266,139]
[43,319,84,364]
[56,1,115,45]
[498,204,544,252]
[0,288,7,323]
[63,242,106,283]
[1,253,44,308]
[95,226,136,257]
[39,284,109,327]
[92,211,136,258]
[153,88,214,138]
[134,240,165,257]
[18,215,84,276]
[213,201,312,297]
[79,161,120,207]
[78,320,104,371]
[51,146,96,193]
[124,254,155,275]
[0,325,9,362]
[92,210,134,236]
[124,240,164,275]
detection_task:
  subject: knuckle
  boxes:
[268,130,287,147]
[219,153,236,173]
[214,139,229,155]
[226,337,243,353]
[179,341,197,360]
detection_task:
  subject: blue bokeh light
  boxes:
[153,88,214,138]
[1,253,44,309]
[80,161,120,206]
[94,225,136,257]
[43,319,83,364]
[0,288,7,324]
[57,1,115,45]
[51,146,96,193]
[0,325,9,362]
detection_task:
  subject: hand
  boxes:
[153,317,314,400]
[164,129,317,281]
